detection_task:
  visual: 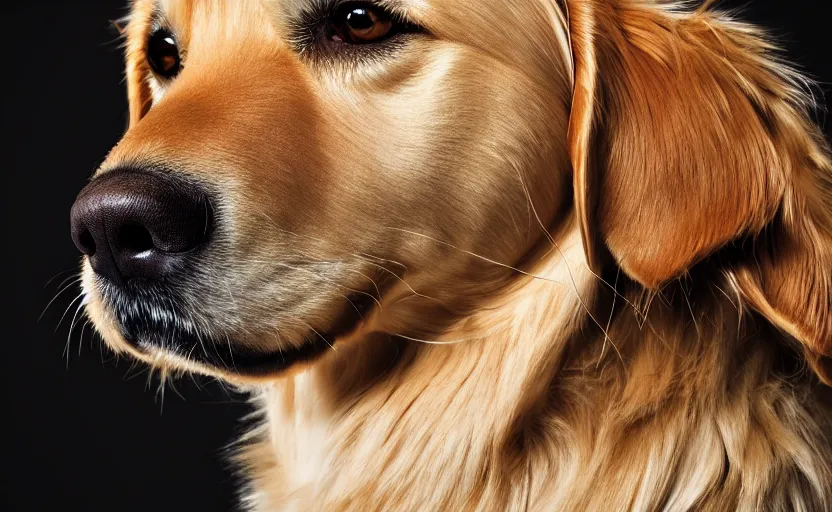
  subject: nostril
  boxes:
[77,228,97,257]
[117,223,156,254]
[70,168,216,282]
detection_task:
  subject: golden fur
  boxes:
[79,0,831,510]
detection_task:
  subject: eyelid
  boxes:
[147,6,168,37]
[289,0,425,53]
[300,0,422,33]
[145,7,188,54]
[357,1,423,31]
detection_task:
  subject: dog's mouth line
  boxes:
[138,330,337,376]
[125,292,378,377]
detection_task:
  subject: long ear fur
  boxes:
[565,0,832,383]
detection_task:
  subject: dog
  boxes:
[70,0,832,510]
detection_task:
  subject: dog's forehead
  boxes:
[267,0,427,17]
[143,0,426,29]
[138,0,278,41]
[137,0,564,38]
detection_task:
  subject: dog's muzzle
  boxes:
[68,168,369,376]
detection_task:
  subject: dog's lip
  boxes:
[153,331,338,377]
[128,292,378,377]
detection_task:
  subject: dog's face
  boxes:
[72,0,574,380]
[73,0,832,384]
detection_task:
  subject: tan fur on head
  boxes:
[78,0,832,510]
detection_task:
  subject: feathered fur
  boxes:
[79,1,832,510]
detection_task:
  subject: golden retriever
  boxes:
[70,0,832,510]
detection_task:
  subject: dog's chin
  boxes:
[131,329,339,378]
[100,289,378,380]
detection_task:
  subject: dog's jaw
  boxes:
[238,225,596,510]
[238,223,832,512]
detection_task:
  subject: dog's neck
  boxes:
[240,224,831,511]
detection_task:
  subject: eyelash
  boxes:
[289,0,424,60]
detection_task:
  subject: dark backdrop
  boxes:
[3,2,831,511]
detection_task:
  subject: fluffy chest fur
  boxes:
[239,230,832,511]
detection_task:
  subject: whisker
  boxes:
[39,277,83,323]
[193,326,215,369]
[187,368,203,392]
[44,268,79,289]
[249,259,372,320]
[64,302,89,362]
[598,266,622,369]
[270,261,381,309]
[582,265,645,317]
[257,211,410,271]
[348,269,382,300]
[274,327,286,364]
[166,374,185,402]
[714,279,745,334]
[510,170,644,320]
[156,367,167,414]
[64,301,87,366]
[55,292,85,335]
[124,362,148,383]
[354,256,444,305]
[511,169,627,369]
[392,332,480,346]
[78,319,91,357]
[355,252,409,272]
[186,341,199,362]
[382,227,567,287]
[297,319,337,352]
[225,333,236,371]
[145,363,158,391]
[54,273,85,295]
[681,279,702,340]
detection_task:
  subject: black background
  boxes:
[3,2,831,511]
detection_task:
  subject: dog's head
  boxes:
[72,0,831,384]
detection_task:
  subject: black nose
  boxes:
[70,169,214,284]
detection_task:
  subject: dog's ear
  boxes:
[123,9,153,127]
[733,216,832,384]
[565,0,832,382]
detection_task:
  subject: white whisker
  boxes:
[382,227,567,287]
[270,261,381,309]
[39,277,83,323]
[392,332,479,346]
[56,292,85,336]
[511,168,627,369]
[297,319,337,352]
[354,256,444,305]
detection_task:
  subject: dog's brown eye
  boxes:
[291,1,422,57]
[146,29,182,79]
[332,4,394,44]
